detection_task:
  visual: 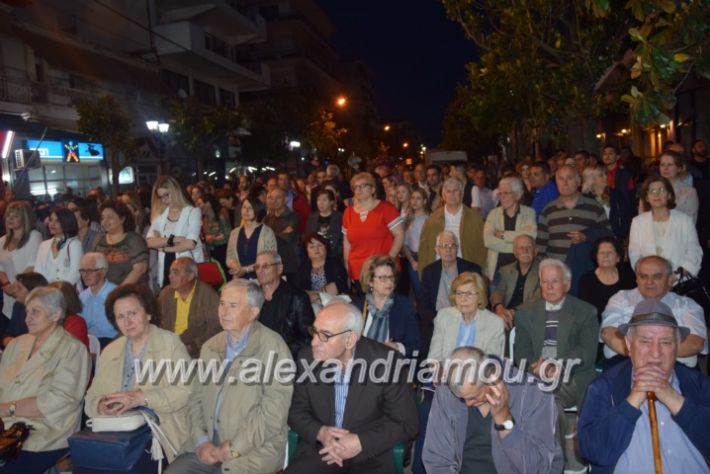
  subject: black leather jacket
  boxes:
[259,280,315,357]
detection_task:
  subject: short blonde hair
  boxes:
[360,255,397,290]
[449,271,488,308]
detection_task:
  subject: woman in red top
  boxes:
[343,172,405,289]
[49,281,90,351]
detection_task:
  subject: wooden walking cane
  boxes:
[647,391,663,474]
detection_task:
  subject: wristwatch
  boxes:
[493,417,515,431]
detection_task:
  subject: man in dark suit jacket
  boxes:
[157,257,220,358]
[287,302,419,473]
[418,231,481,358]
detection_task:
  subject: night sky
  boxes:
[319,0,477,147]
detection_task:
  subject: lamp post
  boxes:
[146,120,170,173]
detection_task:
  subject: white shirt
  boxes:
[444,205,463,258]
[34,237,83,285]
[0,230,42,318]
[601,288,708,367]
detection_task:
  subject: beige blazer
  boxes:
[85,325,193,462]
[187,321,293,474]
[0,326,90,452]
[483,205,537,280]
[428,306,505,361]
[226,223,277,268]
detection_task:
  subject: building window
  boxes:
[161,70,190,96]
[220,88,236,108]
[193,79,216,105]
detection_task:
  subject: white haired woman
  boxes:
[0,286,90,473]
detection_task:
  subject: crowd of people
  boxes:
[0,139,708,474]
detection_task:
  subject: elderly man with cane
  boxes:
[578,299,710,473]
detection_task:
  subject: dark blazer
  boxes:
[157,279,221,358]
[287,337,419,473]
[292,257,349,295]
[353,294,421,357]
[513,295,599,406]
[418,258,482,326]
[259,280,315,358]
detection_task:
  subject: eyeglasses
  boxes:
[79,268,101,274]
[253,262,278,271]
[308,326,352,343]
[647,187,667,196]
[436,243,458,250]
[373,275,395,282]
[352,183,372,191]
[455,290,478,298]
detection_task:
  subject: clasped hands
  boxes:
[97,390,145,416]
[196,440,234,465]
[317,425,362,467]
[627,364,684,415]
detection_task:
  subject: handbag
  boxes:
[69,424,153,472]
[197,259,226,287]
[0,420,32,466]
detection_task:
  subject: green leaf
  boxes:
[629,27,645,43]
[673,53,691,63]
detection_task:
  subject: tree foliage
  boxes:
[440,0,710,153]
[168,96,244,175]
[76,94,135,197]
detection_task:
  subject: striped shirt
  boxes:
[541,309,561,360]
[536,194,610,262]
[334,353,356,428]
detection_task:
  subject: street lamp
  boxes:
[146,120,170,173]
[383,124,391,132]
[335,96,347,108]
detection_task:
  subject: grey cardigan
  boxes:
[423,370,564,473]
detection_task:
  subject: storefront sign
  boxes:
[25,139,104,162]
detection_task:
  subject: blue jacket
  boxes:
[353,294,421,358]
[532,180,559,220]
[418,258,482,327]
[578,360,710,473]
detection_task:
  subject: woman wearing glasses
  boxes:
[353,255,419,357]
[147,176,204,289]
[628,176,702,277]
[342,172,404,291]
[427,271,505,362]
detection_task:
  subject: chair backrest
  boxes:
[88,334,101,371]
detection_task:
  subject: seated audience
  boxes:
[423,347,563,473]
[286,301,419,473]
[78,252,119,348]
[291,233,349,304]
[48,280,89,350]
[578,300,710,473]
[601,255,707,369]
[85,283,192,465]
[158,257,221,358]
[489,234,541,331]
[167,279,293,474]
[578,236,636,320]
[0,286,90,473]
[419,231,481,357]
[1,271,48,347]
[354,255,420,357]
[255,250,314,357]
[429,271,505,362]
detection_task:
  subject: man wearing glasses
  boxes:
[287,301,419,473]
[418,231,481,358]
[255,250,314,358]
[78,252,118,348]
